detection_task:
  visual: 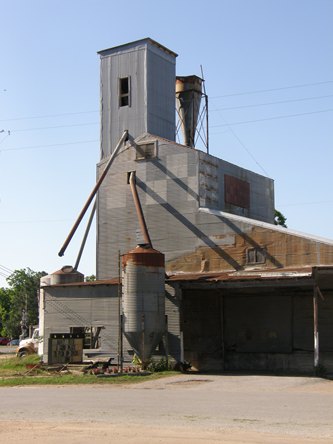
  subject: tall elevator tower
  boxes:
[98,38,177,159]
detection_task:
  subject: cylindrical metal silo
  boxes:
[122,244,165,366]
[50,266,84,285]
[176,75,202,148]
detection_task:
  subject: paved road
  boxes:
[0,346,17,355]
[1,374,333,443]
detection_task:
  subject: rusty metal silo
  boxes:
[176,75,202,148]
[122,244,165,366]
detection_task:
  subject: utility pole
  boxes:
[19,294,28,340]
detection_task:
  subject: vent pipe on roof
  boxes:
[176,75,202,148]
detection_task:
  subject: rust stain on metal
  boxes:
[224,174,250,209]
[166,225,333,275]
[122,245,165,268]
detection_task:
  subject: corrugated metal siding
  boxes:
[43,284,132,362]
[42,285,122,363]
[168,213,333,274]
[100,40,176,159]
[165,283,181,361]
[98,138,333,278]
[199,151,274,222]
[147,48,175,141]
[97,142,201,279]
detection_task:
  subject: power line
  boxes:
[0,110,99,123]
[11,122,98,133]
[0,139,99,152]
[0,219,71,224]
[211,108,333,128]
[0,272,9,279]
[216,113,270,177]
[0,132,10,145]
[279,200,333,207]
[0,264,13,274]
[211,94,333,112]
[0,81,331,122]
[0,264,13,278]
[210,80,333,99]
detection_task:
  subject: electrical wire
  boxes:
[0,219,71,224]
[0,133,10,145]
[11,122,99,133]
[0,110,99,123]
[0,139,99,152]
[279,200,333,207]
[210,80,333,99]
[210,94,333,112]
[0,272,9,279]
[0,264,13,274]
[215,112,270,177]
[211,108,333,128]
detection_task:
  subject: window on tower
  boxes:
[119,77,130,107]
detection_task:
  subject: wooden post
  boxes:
[165,315,169,369]
[313,285,319,371]
[220,293,225,371]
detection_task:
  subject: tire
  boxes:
[17,349,28,358]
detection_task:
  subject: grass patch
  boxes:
[0,354,41,375]
[0,356,177,387]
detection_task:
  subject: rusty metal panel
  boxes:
[198,151,274,221]
[224,174,250,209]
[48,335,84,364]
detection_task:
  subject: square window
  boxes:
[246,247,266,265]
[135,141,158,161]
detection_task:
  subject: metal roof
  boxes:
[43,266,333,288]
[199,207,333,245]
[42,278,120,288]
[167,266,314,283]
[97,37,178,58]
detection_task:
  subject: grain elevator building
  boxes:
[39,39,333,374]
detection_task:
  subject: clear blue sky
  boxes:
[0,0,332,286]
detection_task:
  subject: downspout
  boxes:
[129,171,152,247]
[58,129,128,257]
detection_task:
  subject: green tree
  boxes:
[85,274,96,282]
[0,287,12,336]
[0,268,47,338]
[274,209,287,228]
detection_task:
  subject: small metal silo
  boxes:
[50,266,84,285]
[122,244,165,366]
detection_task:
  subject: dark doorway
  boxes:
[182,290,223,371]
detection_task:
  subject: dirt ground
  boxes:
[1,374,333,443]
[0,421,329,444]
